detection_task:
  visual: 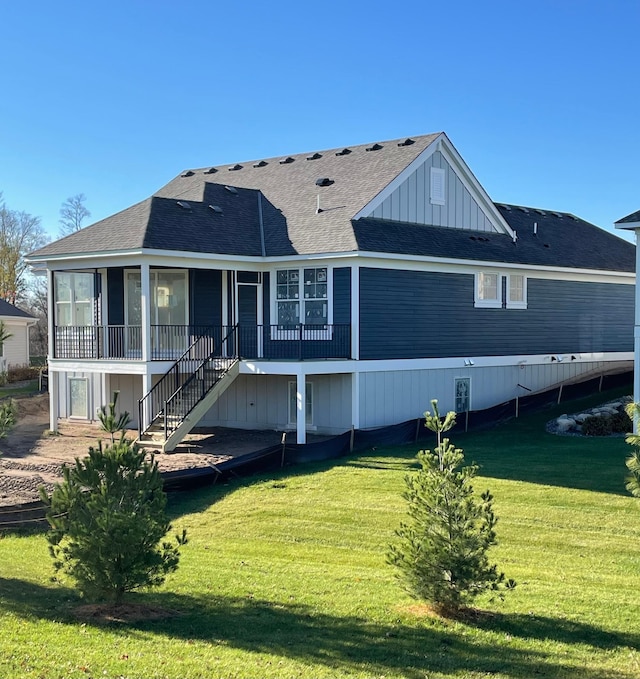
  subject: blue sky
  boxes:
[0,0,638,241]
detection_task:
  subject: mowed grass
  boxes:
[1,389,640,678]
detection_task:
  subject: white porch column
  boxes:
[49,370,59,432]
[296,370,306,444]
[351,371,360,430]
[140,262,151,362]
[141,371,153,431]
[47,269,54,360]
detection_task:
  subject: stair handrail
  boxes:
[159,325,238,440]
[138,329,225,438]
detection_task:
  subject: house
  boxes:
[28,133,635,450]
[614,209,640,406]
[0,300,37,373]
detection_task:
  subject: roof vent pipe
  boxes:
[512,230,518,244]
[533,222,538,236]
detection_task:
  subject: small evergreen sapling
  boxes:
[98,390,131,443]
[41,438,187,604]
[388,399,514,616]
[624,402,640,497]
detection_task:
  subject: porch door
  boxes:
[237,284,258,358]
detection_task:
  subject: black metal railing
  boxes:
[138,325,238,440]
[54,324,351,360]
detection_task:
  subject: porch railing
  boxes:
[54,324,351,360]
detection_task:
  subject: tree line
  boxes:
[0,192,91,358]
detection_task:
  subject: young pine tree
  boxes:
[97,390,131,443]
[41,438,187,604]
[624,402,640,497]
[388,400,514,616]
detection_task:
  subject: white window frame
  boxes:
[68,377,89,419]
[430,167,446,206]
[506,274,527,309]
[124,268,189,327]
[288,380,313,427]
[54,272,95,327]
[271,265,333,340]
[474,271,502,308]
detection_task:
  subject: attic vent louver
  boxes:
[553,212,563,218]
[224,186,238,194]
[229,164,243,171]
[209,205,223,214]
[279,157,295,164]
[315,177,334,187]
[176,201,191,210]
[253,160,268,168]
[534,209,546,216]
[307,152,322,160]
[569,215,578,221]
[517,206,529,213]
[366,143,383,152]
[181,170,194,177]
[397,138,415,146]
[335,148,352,156]
[204,167,218,174]
[499,204,512,211]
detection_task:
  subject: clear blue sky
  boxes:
[1,0,638,242]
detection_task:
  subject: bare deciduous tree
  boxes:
[0,193,49,305]
[58,193,91,238]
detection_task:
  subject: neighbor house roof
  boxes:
[615,209,640,228]
[28,133,635,274]
[0,299,36,320]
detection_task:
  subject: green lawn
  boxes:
[1,389,639,678]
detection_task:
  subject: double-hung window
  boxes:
[475,271,501,308]
[55,272,94,326]
[276,267,329,326]
[506,274,527,309]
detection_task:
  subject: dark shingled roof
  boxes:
[615,209,640,225]
[0,299,35,319]
[355,205,635,272]
[29,133,635,274]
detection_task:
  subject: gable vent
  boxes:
[229,164,243,171]
[315,177,334,187]
[253,160,268,168]
[307,152,322,160]
[176,201,191,210]
[366,143,383,152]
[397,138,415,146]
[517,206,529,213]
[224,186,238,195]
[279,156,295,164]
[204,167,218,174]
[335,148,352,156]
[181,170,194,177]
[209,205,223,214]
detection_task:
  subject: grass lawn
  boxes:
[1,388,639,678]
[0,379,40,399]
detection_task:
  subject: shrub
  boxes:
[7,364,39,383]
[388,400,514,616]
[582,410,632,437]
[624,402,640,498]
[41,438,187,603]
[0,399,16,439]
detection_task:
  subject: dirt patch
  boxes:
[0,393,303,506]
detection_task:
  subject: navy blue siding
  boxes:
[359,267,634,359]
[107,268,125,325]
[190,269,222,327]
[333,267,351,324]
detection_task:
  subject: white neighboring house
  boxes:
[0,300,37,373]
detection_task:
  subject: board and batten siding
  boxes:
[200,373,352,435]
[359,267,634,360]
[358,360,621,428]
[369,151,496,232]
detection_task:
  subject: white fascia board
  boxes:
[48,359,150,375]
[355,252,635,283]
[352,133,515,238]
[616,221,640,230]
[240,352,633,376]
[26,249,144,266]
